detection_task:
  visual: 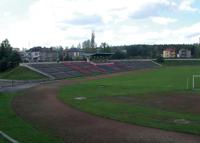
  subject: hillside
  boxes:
[0,66,47,80]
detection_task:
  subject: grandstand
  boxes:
[64,62,105,75]
[29,63,82,79]
[24,60,160,79]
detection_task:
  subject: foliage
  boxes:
[156,56,164,63]
[64,54,72,61]
[82,39,96,53]
[111,44,199,59]
[0,92,62,143]
[91,31,95,49]
[193,44,200,58]
[111,50,126,59]
[163,60,200,66]
[99,42,111,53]
[60,66,200,135]
[0,39,21,72]
[73,56,82,61]
[56,46,64,61]
[80,42,200,59]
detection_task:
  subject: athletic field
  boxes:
[60,66,200,135]
[2,66,200,143]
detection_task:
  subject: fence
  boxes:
[0,79,50,88]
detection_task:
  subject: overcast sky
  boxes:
[0,0,200,48]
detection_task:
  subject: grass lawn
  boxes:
[0,92,62,143]
[59,66,200,135]
[0,66,47,80]
[163,60,200,66]
[0,138,9,143]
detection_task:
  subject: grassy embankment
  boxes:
[0,66,46,80]
[163,59,200,66]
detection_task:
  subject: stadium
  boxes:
[1,0,200,142]
[1,56,200,143]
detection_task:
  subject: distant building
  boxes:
[65,48,83,60]
[178,49,191,58]
[120,49,127,54]
[20,51,30,63]
[28,47,57,62]
[13,48,20,52]
[163,48,176,58]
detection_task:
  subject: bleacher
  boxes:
[97,64,122,73]
[64,62,105,75]
[113,60,159,70]
[29,63,82,79]
[27,60,159,79]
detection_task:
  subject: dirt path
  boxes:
[12,73,200,143]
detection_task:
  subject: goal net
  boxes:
[192,75,200,90]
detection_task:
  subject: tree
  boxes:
[193,44,200,58]
[77,43,82,49]
[64,54,72,61]
[82,40,91,49]
[111,50,126,59]
[0,58,8,71]
[82,39,96,53]
[56,46,64,61]
[100,42,111,53]
[9,50,21,68]
[0,39,21,72]
[0,39,12,60]
[156,56,164,63]
[91,31,95,49]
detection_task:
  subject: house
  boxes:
[13,48,20,52]
[163,48,176,58]
[20,51,30,63]
[28,47,57,62]
[178,49,191,58]
[65,48,83,60]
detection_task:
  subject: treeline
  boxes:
[80,40,200,59]
[0,39,21,72]
[110,44,200,59]
[28,43,200,61]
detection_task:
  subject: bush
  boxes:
[156,56,164,63]
[111,50,126,59]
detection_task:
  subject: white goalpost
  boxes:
[192,75,200,90]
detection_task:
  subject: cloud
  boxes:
[65,14,103,26]
[149,22,200,44]
[151,16,177,25]
[186,32,200,38]
[130,0,176,19]
[179,0,198,12]
[179,22,200,40]
[2,11,11,17]
[0,0,200,48]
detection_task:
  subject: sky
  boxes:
[0,0,200,49]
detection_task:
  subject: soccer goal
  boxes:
[192,75,200,90]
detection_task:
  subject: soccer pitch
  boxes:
[59,66,200,135]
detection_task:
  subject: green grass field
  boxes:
[0,66,47,80]
[59,66,200,135]
[0,138,9,143]
[0,92,62,143]
[163,60,200,66]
